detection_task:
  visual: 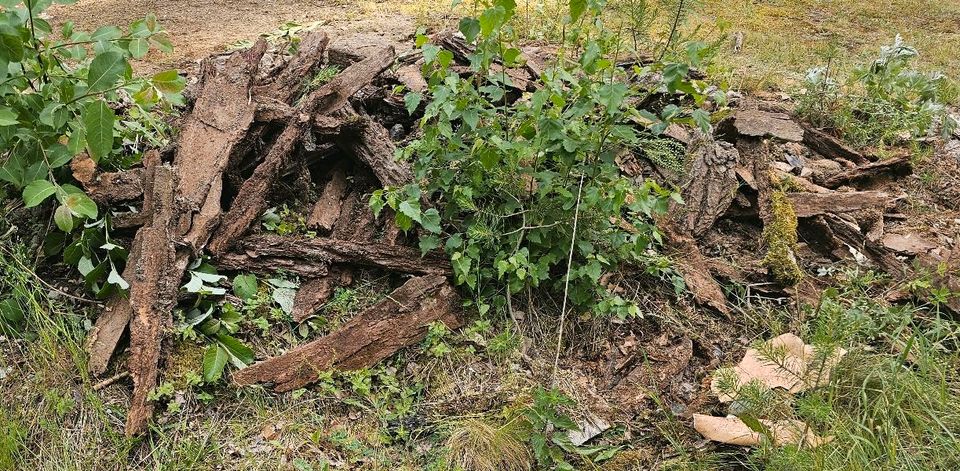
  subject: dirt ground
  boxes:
[45,0,431,72]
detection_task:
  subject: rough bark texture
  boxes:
[224,233,451,275]
[334,108,413,187]
[124,165,185,437]
[233,275,462,391]
[821,213,905,276]
[292,268,354,322]
[308,167,349,231]
[678,133,740,236]
[253,31,329,103]
[659,220,731,316]
[71,154,144,203]
[787,191,897,218]
[802,126,868,165]
[818,154,912,188]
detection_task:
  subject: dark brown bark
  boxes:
[334,108,412,187]
[233,275,462,391]
[216,251,330,278]
[71,154,144,203]
[821,214,905,276]
[787,190,897,218]
[658,220,731,316]
[224,233,451,275]
[308,167,349,232]
[818,154,912,188]
[208,47,396,256]
[802,126,869,165]
[292,268,354,322]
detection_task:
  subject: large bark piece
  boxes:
[254,31,329,103]
[787,191,897,218]
[818,154,912,189]
[223,233,451,275]
[334,108,413,187]
[292,268,354,322]
[659,220,731,316]
[308,167,349,232]
[124,165,187,436]
[71,154,144,203]
[678,133,740,236]
[233,275,462,391]
[802,126,868,165]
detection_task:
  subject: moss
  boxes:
[162,340,206,390]
[761,189,804,285]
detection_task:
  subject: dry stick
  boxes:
[92,370,130,391]
[551,172,586,387]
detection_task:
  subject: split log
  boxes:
[677,133,740,236]
[787,191,897,218]
[818,154,912,189]
[208,46,396,256]
[222,233,451,275]
[802,126,869,165]
[233,275,462,391]
[307,166,349,232]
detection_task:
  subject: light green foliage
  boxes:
[796,35,957,148]
[261,204,315,236]
[373,0,719,318]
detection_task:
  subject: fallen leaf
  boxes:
[693,414,832,448]
[711,333,846,402]
[568,413,610,446]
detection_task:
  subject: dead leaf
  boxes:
[693,414,832,448]
[711,333,846,402]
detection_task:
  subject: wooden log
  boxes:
[70,154,144,203]
[802,126,869,165]
[818,154,912,189]
[233,275,461,391]
[224,233,451,275]
[254,31,329,103]
[787,191,897,218]
[334,107,413,187]
[216,251,330,278]
[208,46,396,256]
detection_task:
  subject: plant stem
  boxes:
[551,171,586,386]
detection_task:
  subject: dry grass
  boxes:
[444,417,533,471]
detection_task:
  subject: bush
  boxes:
[797,35,957,148]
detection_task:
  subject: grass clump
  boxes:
[444,417,533,471]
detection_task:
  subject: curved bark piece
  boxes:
[334,108,413,187]
[308,166,349,232]
[254,31,330,103]
[234,275,461,392]
[818,154,912,189]
[678,133,740,236]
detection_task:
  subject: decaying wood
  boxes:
[334,108,413,187]
[125,165,185,437]
[292,268,354,322]
[254,31,329,103]
[802,126,869,165]
[216,252,330,278]
[208,46,396,256]
[787,191,897,218]
[308,167,349,232]
[658,220,730,316]
[821,214,905,276]
[818,154,912,189]
[677,133,740,236]
[734,109,804,142]
[224,233,451,275]
[233,275,461,391]
[71,154,145,203]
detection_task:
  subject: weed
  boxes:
[444,416,533,471]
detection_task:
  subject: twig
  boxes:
[551,172,586,386]
[93,370,130,391]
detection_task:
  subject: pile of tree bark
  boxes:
[77,32,468,436]
[636,101,958,317]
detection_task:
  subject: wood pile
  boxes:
[76,32,468,436]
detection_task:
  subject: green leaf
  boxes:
[63,191,98,219]
[420,208,441,233]
[151,69,184,94]
[398,199,422,224]
[86,51,127,93]
[569,0,587,22]
[82,99,114,161]
[202,345,229,382]
[54,205,74,232]
[404,92,422,115]
[272,287,296,314]
[0,25,24,62]
[23,180,57,208]
[0,106,18,126]
[128,37,149,58]
[216,334,254,368]
[232,274,258,300]
[458,17,481,43]
[39,103,68,128]
[107,267,129,289]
